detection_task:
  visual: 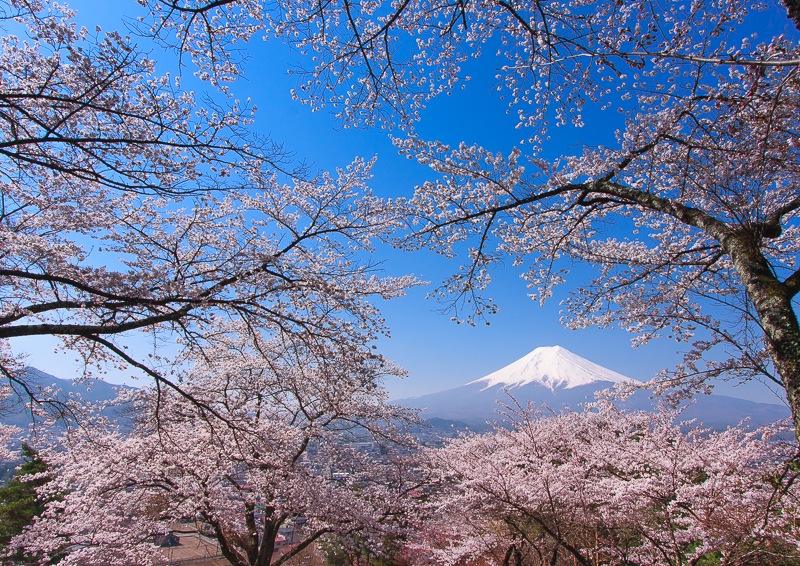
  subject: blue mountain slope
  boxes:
[395,347,791,430]
[1,367,136,429]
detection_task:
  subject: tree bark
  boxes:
[204,513,249,566]
[255,509,283,566]
[723,232,800,439]
[596,181,800,438]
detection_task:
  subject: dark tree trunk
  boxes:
[751,290,800,437]
[255,509,283,566]
[503,544,514,566]
[204,513,249,566]
[502,544,526,566]
[549,541,561,566]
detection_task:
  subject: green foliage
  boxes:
[0,444,51,558]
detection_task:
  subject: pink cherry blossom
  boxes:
[0,1,418,419]
[134,0,800,436]
[419,405,800,566]
[9,330,422,566]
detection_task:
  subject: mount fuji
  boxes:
[472,345,637,391]
[395,346,791,430]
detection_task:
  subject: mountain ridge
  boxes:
[1,367,135,429]
[396,346,791,430]
[469,345,639,391]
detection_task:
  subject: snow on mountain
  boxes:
[470,345,639,391]
[395,346,790,430]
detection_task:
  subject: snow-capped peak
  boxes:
[468,346,638,391]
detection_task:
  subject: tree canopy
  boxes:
[9,332,420,566]
[0,0,416,423]
[420,405,800,566]
[1,1,799,564]
[130,0,800,432]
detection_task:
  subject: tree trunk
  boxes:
[725,233,800,440]
[204,513,249,566]
[755,293,800,439]
[256,514,280,566]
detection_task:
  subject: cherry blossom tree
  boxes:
[0,0,417,419]
[0,386,19,461]
[134,0,800,433]
[9,330,422,566]
[0,428,15,462]
[420,405,800,566]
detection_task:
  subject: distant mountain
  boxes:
[1,367,135,429]
[474,345,638,390]
[396,346,791,430]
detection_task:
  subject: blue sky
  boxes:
[14,0,791,406]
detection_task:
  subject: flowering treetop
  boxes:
[10,331,422,566]
[0,0,418,420]
[133,0,800,434]
[421,405,800,565]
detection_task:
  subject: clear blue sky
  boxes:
[14,0,790,406]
